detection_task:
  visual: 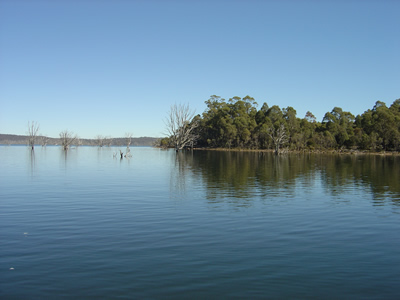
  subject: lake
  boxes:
[1,146,400,299]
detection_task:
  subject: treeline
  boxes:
[0,134,158,147]
[162,96,400,152]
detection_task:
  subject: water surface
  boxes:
[1,146,400,299]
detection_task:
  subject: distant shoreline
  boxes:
[191,147,400,156]
[0,134,159,147]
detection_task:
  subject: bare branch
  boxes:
[27,121,40,150]
[164,103,199,151]
[125,132,133,147]
[95,135,105,147]
[40,135,49,147]
[59,130,77,150]
[268,124,288,155]
[106,136,113,147]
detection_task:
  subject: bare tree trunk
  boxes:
[164,103,199,152]
[125,132,133,156]
[125,132,133,147]
[40,136,49,147]
[27,121,40,150]
[59,130,77,150]
[268,124,288,155]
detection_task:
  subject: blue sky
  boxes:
[1,0,399,139]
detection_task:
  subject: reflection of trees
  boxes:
[319,154,400,206]
[318,155,359,197]
[59,147,79,170]
[28,148,36,176]
[185,151,319,206]
[172,151,400,208]
[169,151,196,201]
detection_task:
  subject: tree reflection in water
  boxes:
[169,150,400,208]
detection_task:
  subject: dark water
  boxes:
[1,146,400,299]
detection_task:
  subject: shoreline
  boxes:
[191,147,400,156]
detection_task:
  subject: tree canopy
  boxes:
[165,96,400,152]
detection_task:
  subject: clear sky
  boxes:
[0,0,399,139]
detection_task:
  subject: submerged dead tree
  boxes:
[27,121,40,150]
[59,130,77,150]
[95,135,112,147]
[126,132,133,147]
[95,135,105,147]
[40,136,49,147]
[164,103,199,152]
[268,124,288,155]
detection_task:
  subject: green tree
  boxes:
[267,105,284,125]
[255,102,269,124]
[305,111,316,123]
[283,106,299,147]
[229,96,257,147]
[322,107,355,148]
[370,101,399,150]
[194,95,400,152]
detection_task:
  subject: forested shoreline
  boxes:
[160,96,400,153]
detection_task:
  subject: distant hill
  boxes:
[0,134,160,147]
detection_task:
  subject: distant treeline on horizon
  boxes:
[162,95,400,152]
[0,134,158,147]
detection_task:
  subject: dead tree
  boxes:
[41,136,49,147]
[59,130,77,150]
[95,135,105,147]
[125,132,133,147]
[27,121,40,150]
[164,103,199,152]
[106,136,113,147]
[268,124,288,155]
[76,136,82,147]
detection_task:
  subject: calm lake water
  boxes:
[1,146,400,299]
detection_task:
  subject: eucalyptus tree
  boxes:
[255,102,269,124]
[354,100,400,151]
[201,96,236,148]
[298,114,317,150]
[27,121,40,150]
[165,103,199,152]
[229,96,257,147]
[389,99,400,115]
[305,111,316,123]
[390,99,400,150]
[195,95,400,151]
[322,107,355,148]
[283,106,299,145]
[363,101,400,150]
